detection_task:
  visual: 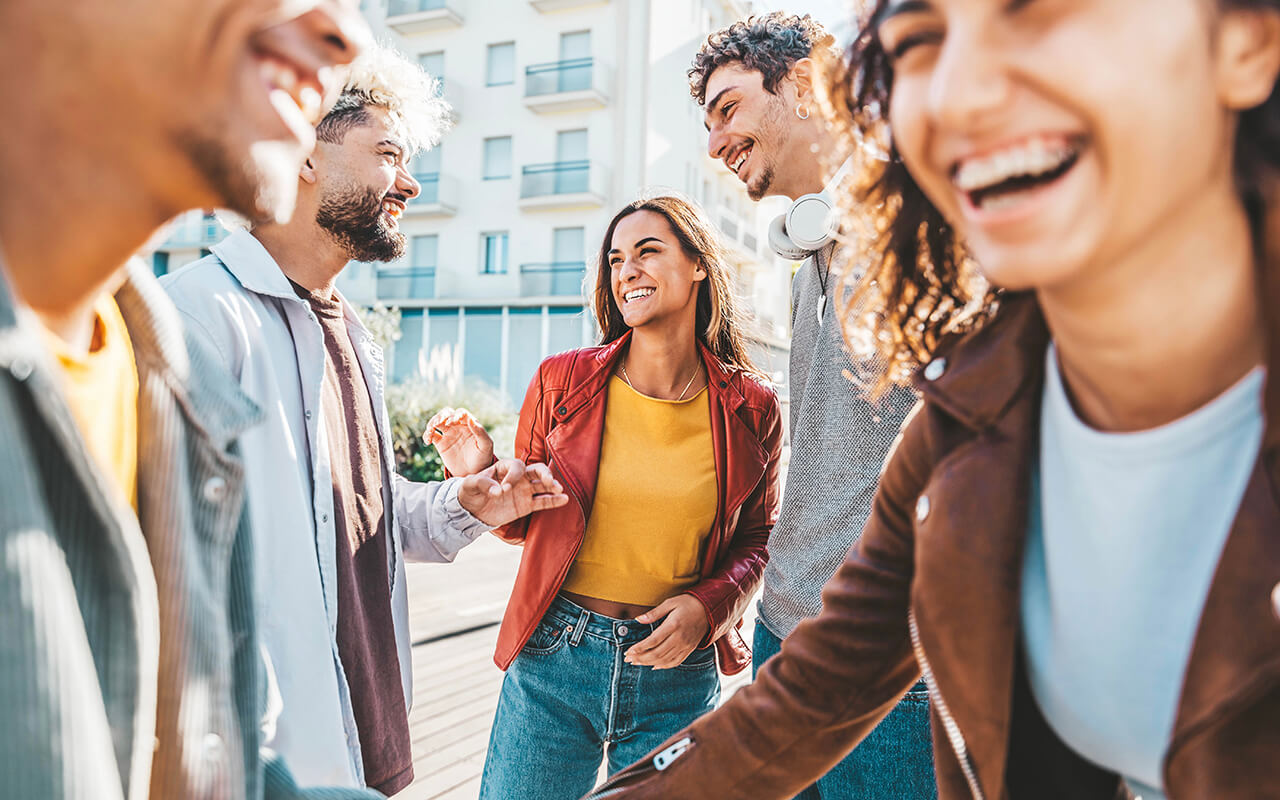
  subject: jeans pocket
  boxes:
[521,619,570,657]
[672,644,716,672]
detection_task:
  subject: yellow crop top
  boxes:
[561,375,718,607]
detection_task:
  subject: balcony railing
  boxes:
[388,0,445,14]
[521,160,590,197]
[413,173,440,205]
[385,0,462,32]
[526,57,593,96]
[164,216,225,248]
[376,266,436,301]
[523,58,609,112]
[520,262,587,297]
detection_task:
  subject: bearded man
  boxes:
[162,46,567,794]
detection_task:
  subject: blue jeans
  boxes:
[480,595,721,800]
[753,621,938,800]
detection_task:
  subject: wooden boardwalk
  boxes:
[397,536,758,799]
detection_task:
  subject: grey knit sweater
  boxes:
[758,245,917,638]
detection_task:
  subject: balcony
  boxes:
[406,173,457,217]
[386,0,462,33]
[164,214,225,248]
[520,262,588,297]
[523,58,609,113]
[529,0,609,10]
[376,267,436,301]
[519,160,608,210]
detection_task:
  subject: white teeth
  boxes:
[953,137,1076,193]
[624,288,655,303]
[731,147,750,174]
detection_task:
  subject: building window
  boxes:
[481,232,509,274]
[418,50,444,80]
[486,42,515,86]
[151,250,170,277]
[483,136,512,180]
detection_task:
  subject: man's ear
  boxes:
[299,156,318,185]
[789,57,816,102]
[1216,8,1280,111]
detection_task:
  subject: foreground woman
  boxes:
[479,196,782,800]
[588,1,1280,798]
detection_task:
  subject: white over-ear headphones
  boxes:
[768,157,854,260]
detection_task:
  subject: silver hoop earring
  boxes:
[795,103,810,120]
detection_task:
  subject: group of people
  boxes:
[1,2,1277,800]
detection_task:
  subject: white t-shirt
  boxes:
[1020,345,1264,799]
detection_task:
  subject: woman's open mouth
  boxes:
[952,135,1084,216]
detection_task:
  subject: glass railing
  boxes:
[412,173,440,205]
[387,0,446,15]
[376,266,436,300]
[525,57,594,96]
[165,217,225,248]
[520,262,587,296]
[520,160,591,198]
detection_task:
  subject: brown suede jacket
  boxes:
[585,286,1280,800]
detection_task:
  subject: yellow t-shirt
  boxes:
[562,375,718,606]
[40,294,140,508]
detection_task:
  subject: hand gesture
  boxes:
[425,406,495,476]
[623,594,711,670]
[457,458,569,528]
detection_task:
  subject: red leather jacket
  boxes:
[492,332,783,676]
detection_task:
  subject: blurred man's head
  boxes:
[299,46,451,263]
[691,13,835,200]
[12,0,369,225]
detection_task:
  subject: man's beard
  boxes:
[746,94,791,201]
[315,181,407,263]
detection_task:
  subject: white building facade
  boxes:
[153,0,793,406]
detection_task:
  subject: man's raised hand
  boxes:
[457,459,569,527]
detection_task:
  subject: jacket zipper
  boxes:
[909,609,986,800]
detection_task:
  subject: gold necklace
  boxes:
[620,361,700,401]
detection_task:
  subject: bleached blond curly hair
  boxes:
[316,42,452,157]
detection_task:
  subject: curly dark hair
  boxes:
[820,0,1280,393]
[689,12,835,105]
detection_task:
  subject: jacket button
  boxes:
[9,358,33,381]
[915,494,930,522]
[203,476,228,504]
[1272,582,1280,621]
[923,358,947,381]
[719,380,727,388]
[557,406,567,415]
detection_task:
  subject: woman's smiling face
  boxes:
[875,0,1275,292]
[608,210,706,331]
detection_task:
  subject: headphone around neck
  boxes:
[768,157,854,260]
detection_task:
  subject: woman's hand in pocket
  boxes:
[624,594,710,669]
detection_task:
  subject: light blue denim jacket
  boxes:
[0,255,382,800]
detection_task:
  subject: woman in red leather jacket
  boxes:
[476,195,782,800]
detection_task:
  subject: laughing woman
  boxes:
[477,195,782,800]
[587,1,1280,799]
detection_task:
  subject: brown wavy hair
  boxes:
[688,12,835,105]
[592,196,764,379]
[818,0,1280,393]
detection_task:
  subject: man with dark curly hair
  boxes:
[595,12,937,800]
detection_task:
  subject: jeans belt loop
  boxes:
[569,609,590,646]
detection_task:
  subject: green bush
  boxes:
[384,378,518,482]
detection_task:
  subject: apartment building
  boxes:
[152,0,793,406]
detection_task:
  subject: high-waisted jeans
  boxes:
[479,594,721,800]
[754,621,938,799]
